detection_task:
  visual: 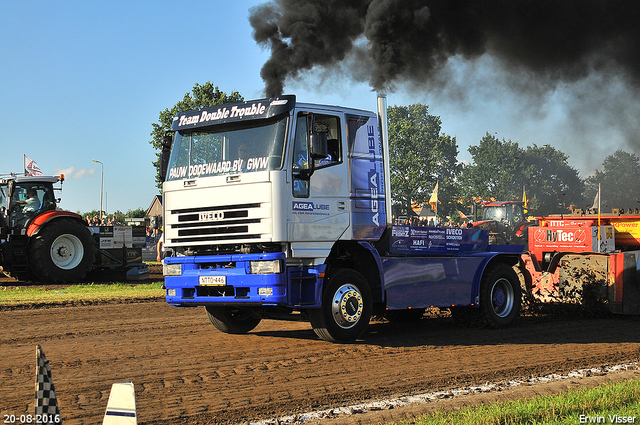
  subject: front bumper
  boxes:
[164,252,325,308]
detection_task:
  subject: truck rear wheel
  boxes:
[205,306,262,334]
[308,268,372,343]
[29,219,96,283]
[449,306,473,327]
[476,263,521,328]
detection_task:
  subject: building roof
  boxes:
[146,194,162,216]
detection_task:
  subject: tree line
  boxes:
[150,83,640,220]
[390,103,640,220]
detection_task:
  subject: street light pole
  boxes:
[92,159,104,220]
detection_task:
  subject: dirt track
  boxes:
[2,271,640,424]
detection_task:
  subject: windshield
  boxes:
[166,115,288,181]
[482,206,506,221]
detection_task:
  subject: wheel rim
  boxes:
[331,284,364,329]
[491,277,514,318]
[50,233,84,270]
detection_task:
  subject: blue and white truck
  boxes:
[160,95,523,342]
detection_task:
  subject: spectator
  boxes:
[156,227,165,262]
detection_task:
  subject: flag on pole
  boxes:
[595,183,601,252]
[24,155,43,176]
[429,182,438,212]
[522,185,528,213]
[591,187,600,210]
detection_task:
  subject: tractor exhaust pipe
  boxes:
[377,94,392,226]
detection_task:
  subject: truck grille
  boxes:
[168,202,267,245]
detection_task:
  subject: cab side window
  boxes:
[313,115,341,169]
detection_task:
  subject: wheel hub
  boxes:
[57,245,70,258]
[331,284,364,329]
[50,234,84,270]
[491,277,514,318]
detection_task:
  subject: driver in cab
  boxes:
[16,188,41,214]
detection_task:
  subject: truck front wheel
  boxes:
[309,268,372,343]
[477,263,521,328]
[29,219,96,283]
[205,306,262,334]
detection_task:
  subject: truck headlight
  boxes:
[249,260,282,274]
[163,263,182,276]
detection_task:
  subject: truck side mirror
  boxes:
[309,131,328,159]
[159,135,173,182]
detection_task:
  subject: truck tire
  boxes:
[308,268,372,343]
[205,306,262,334]
[449,306,473,327]
[475,263,521,328]
[29,219,96,283]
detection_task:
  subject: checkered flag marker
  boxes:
[103,382,137,424]
[35,345,61,424]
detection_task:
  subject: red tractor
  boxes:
[0,174,96,283]
[472,201,530,245]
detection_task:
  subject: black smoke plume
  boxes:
[249,0,640,97]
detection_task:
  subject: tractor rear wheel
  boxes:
[29,219,96,283]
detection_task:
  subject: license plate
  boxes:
[199,276,226,286]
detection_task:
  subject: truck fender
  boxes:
[26,210,87,236]
[469,252,521,305]
[357,241,385,302]
[322,241,385,304]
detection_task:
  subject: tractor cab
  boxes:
[0,174,61,236]
[472,201,529,244]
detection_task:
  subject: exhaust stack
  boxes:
[377,94,393,226]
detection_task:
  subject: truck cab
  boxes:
[161,95,384,261]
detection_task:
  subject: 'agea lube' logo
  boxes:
[367,125,380,226]
[292,202,330,211]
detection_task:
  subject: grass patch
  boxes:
[399,378,640,425]
[0,281,164,305]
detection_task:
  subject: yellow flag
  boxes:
[522,186,528,212]
[429,182,438,211]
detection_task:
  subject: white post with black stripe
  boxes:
[102,382,137,424]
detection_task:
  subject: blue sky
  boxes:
[2,1,635,214]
